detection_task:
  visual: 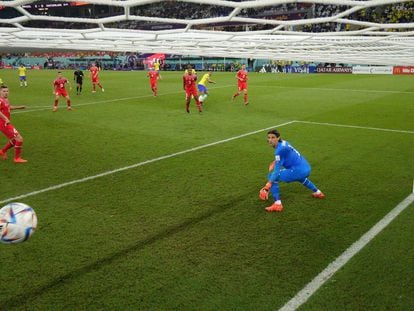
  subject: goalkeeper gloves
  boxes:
[259,182,272,201]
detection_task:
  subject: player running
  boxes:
[53,72,72,112]
[89,63,104,93]
[198,71,216,105]
[147,68,161,97]
[0,85,28,163]
[183,70,202,113]
[232,64,249,105]
[259,129,325,212]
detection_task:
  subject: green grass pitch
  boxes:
[0,69,413,310]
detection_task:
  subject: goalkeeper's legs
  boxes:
[266,182,283,212]
[300,178,318,192]
[279,166,325,198]
[300,177,324,198]
[269,182,281,201]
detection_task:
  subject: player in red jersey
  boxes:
[183,71,202,113]
[90,63,104,93]
[53,72,72,112]
[147,69,161,97]
[0,85,27,163]
[232,64,249,105]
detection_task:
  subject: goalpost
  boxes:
[0,0,413,65]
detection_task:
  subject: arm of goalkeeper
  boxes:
[259,182,272,200]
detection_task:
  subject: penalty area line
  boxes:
[0,120,295,205]
[279,192,414,311]
[296,120,414,135]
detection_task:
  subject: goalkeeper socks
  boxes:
[302,178,318,192]
[270,182,281,201]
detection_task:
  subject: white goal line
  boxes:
[279,192,414,311]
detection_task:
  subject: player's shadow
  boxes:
[2,194,250,309]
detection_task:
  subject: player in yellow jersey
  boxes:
[18,65,27,87]
[197,72,216,105]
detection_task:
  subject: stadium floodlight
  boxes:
[0,0,413,64]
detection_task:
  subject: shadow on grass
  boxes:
[3,195,249,309]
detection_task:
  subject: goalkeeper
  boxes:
[259,129,325,212]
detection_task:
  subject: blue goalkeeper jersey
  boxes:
[268,140,310,182]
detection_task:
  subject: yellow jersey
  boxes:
[18,66,26,76]
[199,73,210,86]
[153,62,160,71]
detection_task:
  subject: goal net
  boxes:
[0,0,413,65]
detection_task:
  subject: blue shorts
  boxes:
[19,76,26,81]
[268,163,311,183]
[198,84,207,93]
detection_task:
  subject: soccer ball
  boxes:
[0,202,37,244]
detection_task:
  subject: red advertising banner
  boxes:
[316,67,352,74]
[393,66,414,75]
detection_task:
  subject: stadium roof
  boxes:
[0,0,413,65]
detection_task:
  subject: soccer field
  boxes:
[1,69,413,310]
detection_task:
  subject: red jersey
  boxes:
[183,74,197,90]
[90,66,99,80]
[236,69,248,83]
[0,97,11,123]
[148,71,159,83]
[53,77,68,91]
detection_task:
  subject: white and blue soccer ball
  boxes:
[0,202,37,244]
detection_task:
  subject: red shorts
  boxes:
[185,88,198,100]
[56,90,68,97]
[150,81,157,88]
[92,78,99,83]
[238,82,247,91]
[0,123,20,139]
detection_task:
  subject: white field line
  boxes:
[252,85,414,95]
[296,120,414,135]
[13,84,234,114]
[278,119,414,310]
[279,193,414,311]
[0,121,295,204]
